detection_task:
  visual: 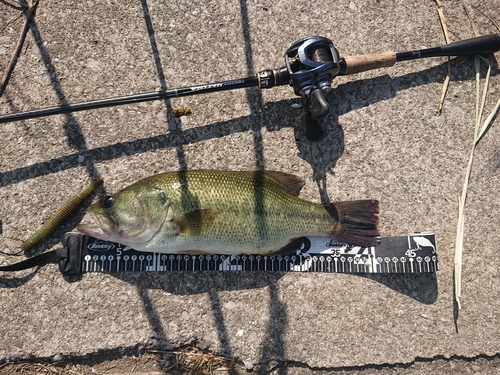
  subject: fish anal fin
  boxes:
[258,171,305,196]
[174,208,217,236]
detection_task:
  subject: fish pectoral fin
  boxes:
[174,208,217,236]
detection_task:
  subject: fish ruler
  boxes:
[54,232,437,276]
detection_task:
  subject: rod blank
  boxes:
[396,33,500,62]
[1,34,499,123]
[0,77,259,123]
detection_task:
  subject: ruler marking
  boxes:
[78,234,437,274]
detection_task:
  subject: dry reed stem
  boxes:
[454,0,499,310]
[455,145,474,310]
[0,0,39,97]
[434,0,451,114]
[455,55,498,309]
[454,0,477,311]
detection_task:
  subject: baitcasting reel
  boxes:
[284,36,341,139]
[256,36,341,139]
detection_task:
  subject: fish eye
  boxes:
[102,196,114,208]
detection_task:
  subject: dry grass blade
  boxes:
[455,146,474,310]
[151,347,234,374]
[175,347,235,375]
[477,97,500,142]
[491,17,500,31]
[469,4,500,31]
[472,56,491,142]
[454,0,478,312]
[475,58,488,139]
[475,56,498,143]
[474,56,481,137]
[454,3,499,309]
[476,56,495,138]
[457,58,496,310]
[434,0,451,113]
[438,61,451,114]
[461,0,480,37]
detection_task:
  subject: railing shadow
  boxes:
[1,57,493,188]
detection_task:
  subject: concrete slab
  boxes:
[1,0,499,372]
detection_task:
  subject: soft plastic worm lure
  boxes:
[21,177,103,251]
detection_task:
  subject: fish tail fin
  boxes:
[329,200,381,247]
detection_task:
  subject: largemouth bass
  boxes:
[77,170,380,255]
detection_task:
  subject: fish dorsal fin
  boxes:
[174,208,217,236]
[258,171,305,196]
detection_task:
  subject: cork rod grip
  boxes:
[339,51,396,75]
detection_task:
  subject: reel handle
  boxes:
[304,88,330,141]
[309,89,330,120]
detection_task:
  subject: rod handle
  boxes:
[440,34,500,56]
[339,51,396,75]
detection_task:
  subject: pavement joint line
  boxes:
[2,346,500,372]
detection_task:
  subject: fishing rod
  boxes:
[1,34,499,140]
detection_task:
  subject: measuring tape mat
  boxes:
[67,232,437,275]
[0,232,437,276]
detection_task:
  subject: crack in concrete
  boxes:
[265,352,500,373]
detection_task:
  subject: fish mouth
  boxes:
[77,212,116,238]
[77,206,170,246]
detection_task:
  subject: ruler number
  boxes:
[405,249,416,258]
[331,249,341,257]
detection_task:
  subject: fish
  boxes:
[77,170,380,255]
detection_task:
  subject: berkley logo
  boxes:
[87,241,115,252]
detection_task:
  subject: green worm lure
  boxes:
[21,177,103,252]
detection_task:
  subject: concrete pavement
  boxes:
[1,0,499,372]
